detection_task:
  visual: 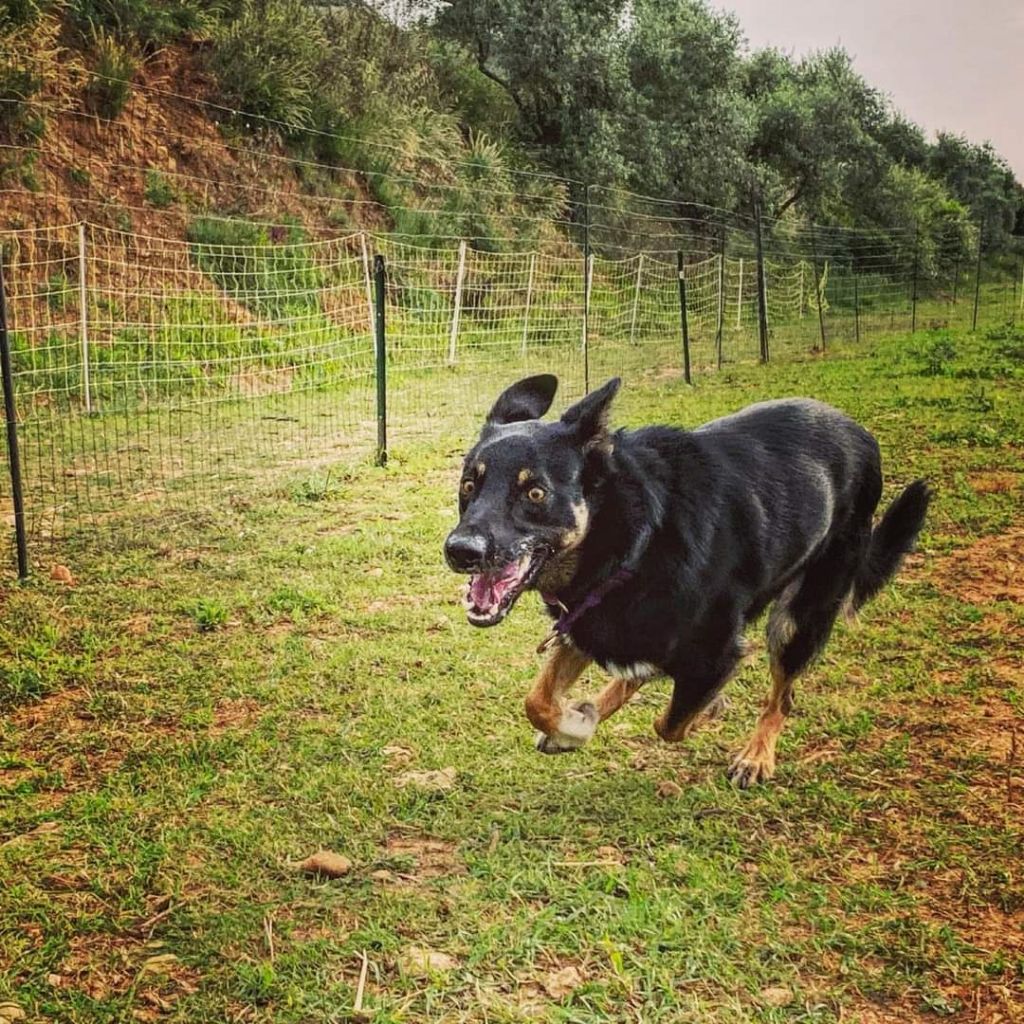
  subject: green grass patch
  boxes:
[0,326,1022,1022]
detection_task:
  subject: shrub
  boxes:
[144,169,175,208]
[68,0,216,51]
[0,15,55,162]
[918,334,957,375]
[0,0,52,29]
[208,0,327,130]
[186,216,324,320]
[83,29,140,120]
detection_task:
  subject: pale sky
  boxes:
[712,0,1024,183]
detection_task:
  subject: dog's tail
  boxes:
[851,479,931,611]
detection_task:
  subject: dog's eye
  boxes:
[526,486,546,504]
[460,479,476,498]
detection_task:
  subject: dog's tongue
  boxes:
[469,562,522,611]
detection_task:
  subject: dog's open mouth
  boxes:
[464,550,547,627]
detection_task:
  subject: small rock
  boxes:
[655,779,683,799]
[50,564,75,585]
[298,850,353,878]
[0,1005,26,1022]
[397,946,458,977]
[395,768,457,792]
[760,985,794,1007]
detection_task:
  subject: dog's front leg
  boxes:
[525,641,595,754]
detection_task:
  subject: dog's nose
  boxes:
[444,531,488,572]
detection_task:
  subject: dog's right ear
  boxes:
[485,374,558,426]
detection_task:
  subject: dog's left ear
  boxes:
[560,377,621,448]
[486,374,558,425]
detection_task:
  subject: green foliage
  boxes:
[929,133,1023,248]
[0,15,53,162]
[67,0,216,50]
[143,168,175,208]
[83,28,140,120]
[187,215,325,320]
[46,271,72,311]
[917,333,957,376]
[0,0,52,29]
[187,597,229,632]
[208,0,327,130]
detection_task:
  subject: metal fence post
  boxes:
[753,198,769,363]
[910,227,920,333]
[715,226,726,369]
[447,239,467,366]
[77,222,92,413]
[735,256,744,330]
[373,254,387,467]
[676,251,691,384]
[971,225,983,332]
[0,256,29,579]
[811,227,827,352]
[521,252,536,357]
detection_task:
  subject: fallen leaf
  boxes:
[0,1006,26,1022]
[760,986,794,1007]
[50,564,76,585]
[395,768,456,792]
[655,780,682,799]
[397,946,458,977]
[542,965,584,999]
[141,953,179,974]
[298,850,353,878]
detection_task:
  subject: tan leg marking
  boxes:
[593,676,645,723]
[728,662,793,788]
[524,642,591,736]
[653,706,705,743]
[652,691,728,743]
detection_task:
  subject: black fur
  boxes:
[445,376,930,744]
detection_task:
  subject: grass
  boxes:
[0,326,1022,1022]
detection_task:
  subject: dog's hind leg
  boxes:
[730,535,864,787]
[525,640,596,754]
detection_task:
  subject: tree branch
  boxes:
[775,179,807,218]
[473,40,525,115]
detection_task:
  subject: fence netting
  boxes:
[0,220,1021,571]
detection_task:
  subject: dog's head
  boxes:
[444,374,620,626]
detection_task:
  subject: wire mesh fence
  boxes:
[2,216,1021,576]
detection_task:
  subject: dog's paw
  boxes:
[727,744,776,789]
[534,701,598,755]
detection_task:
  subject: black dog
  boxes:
[444,375,929,786]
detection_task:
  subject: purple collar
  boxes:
[537,567,633,652]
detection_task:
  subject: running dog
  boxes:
[444,374,929,786]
